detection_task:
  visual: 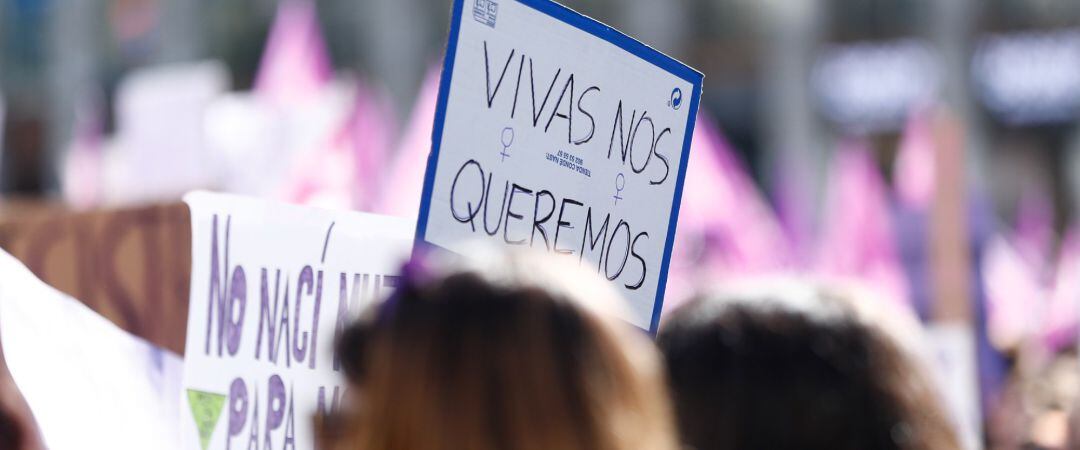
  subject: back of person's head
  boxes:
[330,247,677,450]
[657,279,960,450]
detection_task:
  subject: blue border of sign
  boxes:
[415,0,704,335]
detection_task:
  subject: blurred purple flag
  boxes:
[255,0,333,105]
[773,157,816,265]
[281,81,395,210]
[982,234,1044,351]
[278,128,356,209]
[1013,185,1055,276]
[894,107,936,210]
[982,221,1077,354]
[979,185,1057,352]
[817,141,910,309]
[374,69,440,220]
[254,0,398,210]
[349,82,397,210]
[667,114,790,305]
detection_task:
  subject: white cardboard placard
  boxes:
[180,192,413,450]
[416,0,703,332]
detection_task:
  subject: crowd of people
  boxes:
[1,0,1079,448]
[318,248,976,450]
[0,246,986,450]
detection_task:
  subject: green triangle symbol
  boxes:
[187,389,227,450]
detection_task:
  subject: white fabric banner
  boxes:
[0,249,183,450]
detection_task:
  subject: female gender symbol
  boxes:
[499,127,514,162]
[613,173,626,206]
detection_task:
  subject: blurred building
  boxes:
[1,0,1080,231]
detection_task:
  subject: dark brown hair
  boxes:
[658,282,960,450]
[329,249,677,450]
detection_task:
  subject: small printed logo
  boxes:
[474,0,498,28]
[665,86,682,110]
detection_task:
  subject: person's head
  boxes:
[330,247,677,450]
[657,279,960,450]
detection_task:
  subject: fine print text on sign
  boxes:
[417,0,703,332]
[180,192,414,450]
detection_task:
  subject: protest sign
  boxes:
[107,61,228,204]
[180,192,414,450]
[0,248,183,450]
[416,0,703,332]
[0,201,191,354]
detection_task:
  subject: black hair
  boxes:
[657,292,959,450]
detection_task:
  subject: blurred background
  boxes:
[2,0,1080,449]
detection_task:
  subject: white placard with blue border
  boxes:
[416,0,703,333]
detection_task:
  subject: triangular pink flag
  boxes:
[348,82,396,210]
[255,0,333,105]
[373,68,440,220]
[894,107,936,210]
[1012,185,1055,276]
[667,114,790,306]
[280,80,395,210]
[773,157,816,265]
[278,123,357,209]
[817,141,910,309]
[982,234,1045,351]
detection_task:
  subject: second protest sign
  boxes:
[417,0,703,332]
[181,192,414,450]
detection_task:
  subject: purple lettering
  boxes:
[292,267,314,365]
[264,375,286,449]
[227,377,249,450]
